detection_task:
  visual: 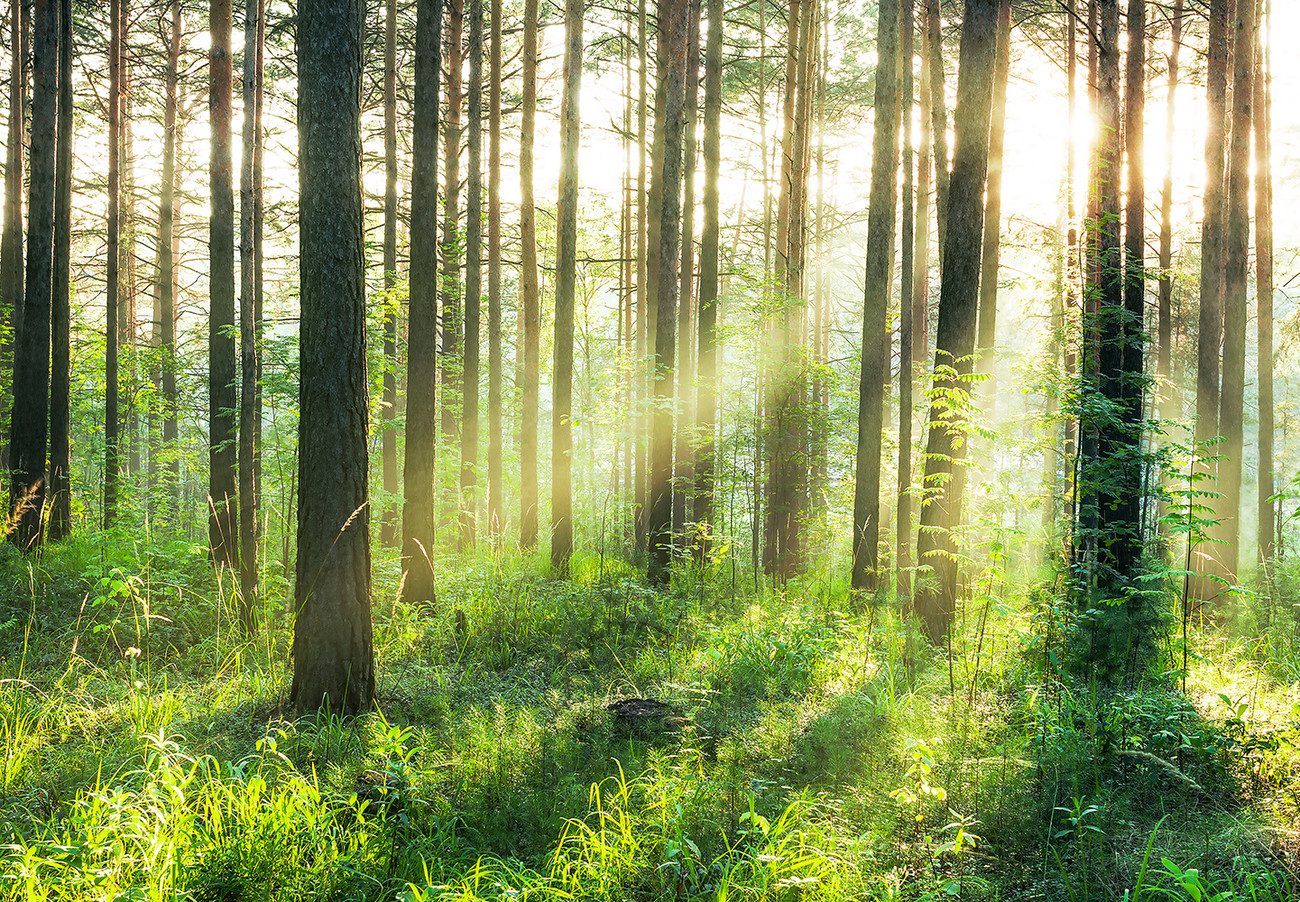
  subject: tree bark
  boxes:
[912,0,998,642]
[975,0,1010,405]
[209,0,238,567]
[852,0,899,591]
[551,0,584,576]
[673,0,700,542]
[487,0,503,542]
[647,0,688,586]
[47,0,69,541]
[925,0,949,264]
[897,0,915,600]
[381,0,400,547]
[913,11,931,368]
[1,0,25,472]
[401,0,442,607]
[11,0,56,549]
[1157,0,1182,424]
[441,0,464,534]
[462,0,483,551]
[693,0,721,548]
[159,0,181,517]
[518,0,540,549]
[104,0,120,527]
[1255,0,1274,565]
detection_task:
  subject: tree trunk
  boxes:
[1220,0,1255,582]
[1255,1,1274,565]
[238,0,265,629]
[1157,0,1182,423]
[47,0,69,541]
[381,0,400,546]
[897,0,915,600]
[925,0,949,264]
[462,0,483,551]
[550,0,584,576]
[913,12,930,368]
[633,0,648,554]
[647,0,688,586]
[487,0,503,542]
[693,0,721,548]
[104,0,120,527]
[673,0,700,542]
[401,0,442,607]
[441,0,464,535]
[11,0,56,549]
[1,0,25,472]
[160,0,181,517]
[852,0,898,591]
[209,0,238,568]
[292,0,374,716]
[975,0,1010,404]
[518,0,539,549]
[912,0,998,643]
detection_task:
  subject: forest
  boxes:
[0,0,1297,897]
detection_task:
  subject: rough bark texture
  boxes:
[1255,6,1274,564]
[852,0,898,591]
[550,0,583,575]
[897,0,915,600]
[925,0,949,264]
[1219,0,1255,581]
[912,12,931,368]
[441,0,465,532]
[401,0,442,607]
[975,0,1010,403]
[634,0,648,554]
[381,0,400,547]
[104,0,120,527]
[462,0,483,551]
[209,0,238,567]
[912,0,998,643]
[47,0,69,541]
[647,0,688,587]
[11,0,57,549]
[292,0,374,716]
[1,0,25,471]
[160,0,181,515]
[487,0,503,541]
[518,0,540,549]
[672,0,700,542]
[693,0,721,545]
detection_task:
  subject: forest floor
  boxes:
[1,530,1299,900]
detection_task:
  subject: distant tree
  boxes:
[1157,0,1183,425]
[912,0,998,642]
[209,0,238,567]
[672,0,699,541]
[550,0,583,576]
[10,0,58,550]
[292,0,374,715]
[519,0,540,549]
[461,0,483,551]
[157,0,182,516]
[401,0,442,607]
[486,0,504,541]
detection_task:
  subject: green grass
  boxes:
[0,532,1297,901]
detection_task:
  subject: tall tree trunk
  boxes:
[487,0,503,541]
[209,0,238,567]
[673,0,700,542]
[1193,0,1229,599]
[1220,0,1255,582]
[1255,0,1274,565]
[401,0,442,607]
[46,0,69,541]
[292,0,374,716]
[381,0,400,546]
[123,46,139,477]
[897,0,915,600]
[104,0,120,527]
[913,11,931,368]
[925,0,949,263]
[1,0,25,472]
[11,0,53,549]
[1157,0,1182,423]
[975,0,1010,405]
[518,0,539,549]
[238,0,265,629]
[852,0,899,591]
[634,0,648,553]
[252,0,264,562]
[693,0,721,548]
[441,0,464,534]
[462,0,483,551]
[647,0,688,586]
[912,0,998,642]
[160,0,181,516]
[551,0,583,576]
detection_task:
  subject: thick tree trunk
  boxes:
[975,0,1010,404]
[518,0,540,549]
[442,0,465,535]
[925,0,949,263]
[104,0,120,527]
[1220,0,1255,581]
[897,0,915,600]
[633,0,648,554]
[47,0,69,541]
[673,0,700,542]
[209,0,238,567]
[292,0,374,716]
[462,0,483,551]
[11,0,56,549]
[693,0,721,548]
[381,0,400,547]
[913,13,931,368]
[160,0,181,516]
[1157,0,1182,423]
[912,0,998,642]
[401,0,442,607]
[1,0,25,472]
[647,0,688,586]
[238,0,265,628]
[551,0,583,576]
[487,0,503,541]
[852,0,899,591]
[1255,4,1274,565]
